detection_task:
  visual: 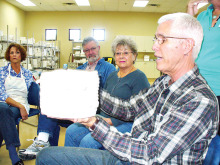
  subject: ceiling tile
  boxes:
[5,0,197,13]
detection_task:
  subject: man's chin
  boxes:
[88,58,98,63]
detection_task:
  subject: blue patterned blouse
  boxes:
[0,63,33,102]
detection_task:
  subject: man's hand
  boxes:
[187,0,208,16]
[103,118,113,126]
[72,117,97,128]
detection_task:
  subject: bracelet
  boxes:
[89,117,100,131]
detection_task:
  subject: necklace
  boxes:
[118,66,135,78]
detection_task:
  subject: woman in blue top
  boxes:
[0,43,33,165]
[65,36,150,149]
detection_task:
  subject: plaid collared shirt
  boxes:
[91,65,219,165]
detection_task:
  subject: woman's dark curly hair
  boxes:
[5,43,27,62]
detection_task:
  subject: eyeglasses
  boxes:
[83,46,98,53]
[114,52,133,57]
[153,35,190,45]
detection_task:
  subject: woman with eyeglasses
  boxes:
[0,43,33,165]
[65,35,150,149]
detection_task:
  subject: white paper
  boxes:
[40,69,99,119]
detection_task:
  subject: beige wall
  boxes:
[0,0,26,38]
[25,11,165,67]
[0,0,165,67]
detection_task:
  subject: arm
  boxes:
[100,88,147,121]
[0,68,9,102]
[5,97,28,120]
[187,0,208,16]
[92,97,217,164]
[131,72,150,95]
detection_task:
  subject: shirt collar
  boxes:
[208,4,214,10]
[163,65,199,92]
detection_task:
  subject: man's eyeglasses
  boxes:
[114,52,133,57]
[153,35,191,45]
[83,47,98,53]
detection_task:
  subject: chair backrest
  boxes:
[203,135,220,165]
[28,81,40,106]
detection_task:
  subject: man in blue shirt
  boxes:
[18,37,116,160]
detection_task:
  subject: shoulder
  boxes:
[192,74,216,101]
[21,66,33,76]
[130,69,148,81]
[0,64,9,72]
[134,69,147,77]
[0,65,7,71]
[99,58,114,66]
[98,58,116,70]
[197,5,212,20]
[77,62,87,69]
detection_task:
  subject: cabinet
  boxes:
[69,41,87,69]
[127,35,154,52]
[134,61,160,78]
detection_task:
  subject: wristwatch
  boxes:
[89,116,100,131]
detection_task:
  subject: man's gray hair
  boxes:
[82,37,99,47]
[158,13,203,60]
[112,35,138,56]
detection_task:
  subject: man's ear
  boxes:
[184,38,195,55]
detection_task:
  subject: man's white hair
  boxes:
[158,13,203,60]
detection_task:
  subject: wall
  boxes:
[25,11,165,67]
[0,1,209,68]
[0,0,25,38]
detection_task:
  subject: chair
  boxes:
[103,57,115,66]
[16,81,40,132]
[203,135,220,165]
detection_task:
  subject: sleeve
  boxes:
[131,72,150,95]
[0,67,9,101]
[100,88,146,121]
[93,96,217,164]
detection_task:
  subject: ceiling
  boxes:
[6,0,204,13]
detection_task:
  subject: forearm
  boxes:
[100,89,138,121]
[91,118,149,163]
[5,97,23,109]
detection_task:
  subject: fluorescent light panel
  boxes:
[197,2,208,9]
[16,0,36,6]
[75,0,90,6]
[133,0,149,7]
